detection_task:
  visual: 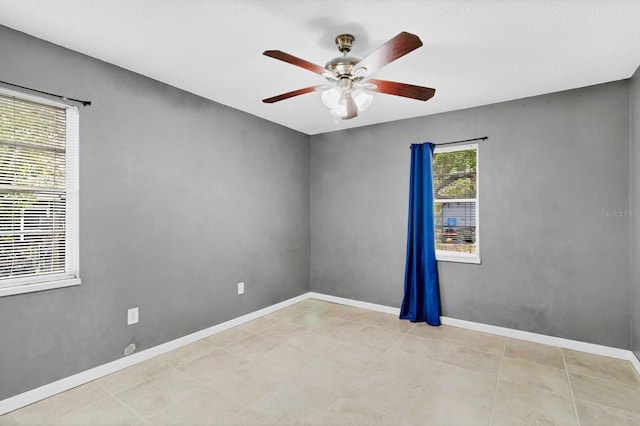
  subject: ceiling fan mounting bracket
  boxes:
[335,34,355,54]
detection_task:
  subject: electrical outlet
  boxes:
[127,307,139,325]
[237,282,245,295]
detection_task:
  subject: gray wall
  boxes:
[0,25,310,400]
[631,65,640,361]
[0,21,636,403]
[310,81,631,349]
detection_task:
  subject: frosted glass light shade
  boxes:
[321,86,373,117]
[321,87,346,117]
[321,87,341,109]
[353,90,373,111]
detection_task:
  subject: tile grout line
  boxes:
[379,321,430,423]
[52,393,126,424]
[560,368,640,388]
[267,312,342,410]
[488,341,506,426]
[108,392,148,424]
[562,349,582,426]
[97,354,182,396]
[121,367,212,422]
[400,321,429,421]
[26,381,119,424]
[330,316,420,421]
[576,398,640,419]
[290,307,408,423]
[408,325,511,359]
[96,374,154,423]
[246,304,414,423]
[199,329,289,407]
[400,380,429,424]
[94,345,222,423]
[400,324,443,425]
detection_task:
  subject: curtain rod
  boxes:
[0,80,91,106]
[434,136,487,146]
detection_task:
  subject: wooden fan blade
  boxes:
[366,79,435,101]
[263,50,331,77]
[353,32,423,76]
[342,94,358,120]
[262,86,322,103]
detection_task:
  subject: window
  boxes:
[433,143,480,264]
[0,88,80,296]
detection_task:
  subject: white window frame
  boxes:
[433,142,480,264]
[0,87,81,297]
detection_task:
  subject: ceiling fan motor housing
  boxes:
[325,56,361,80]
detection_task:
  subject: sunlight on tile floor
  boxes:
[2,299,639,425]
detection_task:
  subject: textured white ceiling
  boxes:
[1,0,639,135]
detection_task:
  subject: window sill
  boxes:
[436,253,481,264]
[0,278,81,298]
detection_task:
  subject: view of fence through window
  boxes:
[433,145,478,254]
[0,94,68,281]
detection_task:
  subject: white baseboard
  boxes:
[308,292,640,377]
[630,351,640,374]
[0,293,309,416]
[2,290,639,415]
[308,292,401,315]
[439,316,632,360]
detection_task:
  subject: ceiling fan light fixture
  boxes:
[322,86,372,117]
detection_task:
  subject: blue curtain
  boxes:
[400,143,441,325]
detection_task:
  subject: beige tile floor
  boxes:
[2,299,640,425]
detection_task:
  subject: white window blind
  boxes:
[433,143,479,263]
[0,89,79,294]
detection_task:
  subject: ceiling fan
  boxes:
[262,32,435,120]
